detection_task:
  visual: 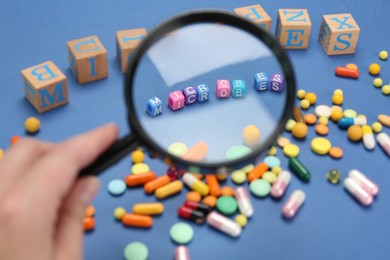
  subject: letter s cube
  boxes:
[270,74,285,93]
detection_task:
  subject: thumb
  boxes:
[54,177,100,260]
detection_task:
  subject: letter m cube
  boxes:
[21,61,68,113]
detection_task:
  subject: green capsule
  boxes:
[288,158,311,182]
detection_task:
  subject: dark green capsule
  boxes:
[288,158,311,182]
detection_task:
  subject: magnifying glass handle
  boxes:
[79,133,138,176]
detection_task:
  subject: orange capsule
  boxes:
[205,175,221,197]
[183,141,208,161]
[121,213,153,228]
[83,217,95,231]
[335,66,359,79]
[247,162,268,182]
[10,135,21,144]
[125,172,156,187]
[144,175,170,193]
[85,205,95,217]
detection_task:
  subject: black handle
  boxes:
[79,133,138,176]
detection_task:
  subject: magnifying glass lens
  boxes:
[132,23,287,165]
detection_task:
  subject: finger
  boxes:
[0,138,53,197]
[54,176,99,260]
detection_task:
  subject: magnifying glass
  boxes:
[80,10,295,176]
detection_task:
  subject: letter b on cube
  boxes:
[146,97,163,117]
[232,80,246,98]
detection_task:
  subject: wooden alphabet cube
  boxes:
[168,91,185,111]
[275,9,312,49]
[67,35,108,84]
[21,61,68,113]
[234,4,272,31]
[318,13,360,55]
[195,84,209,102]
[232,80,246,98]
[270,74,285,93]
[183,86,198,105]
[216,80,231,98]
[146,97,163,117]
[254,72,269,91]
[116,28,147,73]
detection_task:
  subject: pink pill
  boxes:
[282,190,305,219]
[344,178,373,206]
[349,169,378,196]
[271,171,291,199]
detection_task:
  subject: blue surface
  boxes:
[0,0,389,260]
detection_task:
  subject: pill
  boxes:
[303,114,317,125]
[122,213,153,228]
[347,125,363,142]
[288,158,310,182]
[184,200,212,215]
[114,207,126,220]
[377,132,390,156]
[315,105,332,118]
[186,191,202,202]
[343,109,357,118]
[333,89,343,95]
[332,94,344,105]
[293,106,304,122]
[304,92,317,105]
[344,178,373,206]
[268,146,277,155]
[183,141,208,161]
[155,180,183,199]
[168,143,188,157]
[231,170,246,184]
[338,117,366,129]
[202,195,217,208]
[345,63,358,70]
[311,137,332,155]
[349,169,379,196]
[235,214,248,227]
[300,99,310,110]
[331,105,342,112]
[234,187,254,217]
[368,63,380,75]
[133,203,164,215]
[247,162,268,182]
[283,143,300,158]
[315,124,329,136]
[216,172,228,181]
[327,169,341,184]
[207,211,241,237]
[131,149,145,163]
[124,242,149,260]
[241,164,255,174]
[378,114,390,127]
[83,217,95,231]
[170,223,194,244]
[277,136,290,148]
[282,190,305,219]
[177,206,205,224]
[297,89,306,99]
[10,135,20,144]
[175,246,190,260]
[382,85,390,95]
[272,166,282,175]
[85,205,95,217]
[167,166,181,181]
[271,171,291,198]
[144,175,171,193]
[131,163,150,175]
[243,125,261,146]
[183,173,209,196]
[125,171,156,187]
[205,175,221,197]
[0,149,3,160]
[371,122,382,133]
[318,117,329,126]
[285,119,296,131]
[379,50,388,60]
[264,156,281,168]
[108,179,127,196]
[250,179,271,197]
[331,110,343,122]
[291,122,308,139]
[329,147,343,159]
[216,196,238,215]
[373,78,383,88]
[362,126,375,150]
[25,117,40,134]
[262,171,277,184]
[226,145,252,161]
[335,66,359,79]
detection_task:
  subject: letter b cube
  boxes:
[232,80,246,98]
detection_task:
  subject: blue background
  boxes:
[0,0,389,259]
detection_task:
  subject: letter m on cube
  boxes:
[146,97,163,117]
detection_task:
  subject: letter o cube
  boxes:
[216,80,231,98]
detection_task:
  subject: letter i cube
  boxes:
[146,97,163,117]
[216,80,231,98]
[67,35,108,84]
[183,86,198,105]
[21,61,68,113]
[318,13,360,55]
[168,91,185,111]
[270,74,285,93]
[195,84,209,102]
[234,4,272,31]
[254,72,269,91]
[232,80,246,98]
[116,28,147,73]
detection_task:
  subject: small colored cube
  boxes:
[216,80,231,98]
[116,28,147,73]
[254,72,269,91]
[270,74,285,93]
[183,86,198,105]
[21,61,68,113]
[234,4,272,31]
[232,80,246,98]
[195,84,209,102]
[146,97,163,117]
[67,35,108,84]
[168,91,185,111]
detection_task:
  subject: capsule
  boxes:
[121,213,153,228]
[288,158,310,182]
[183,200,212,215]
[344,178,373,206]
[206,211,241,237]
[338,117,367,129]
[205,175,221,197]
[293,106,304,123]
[349,169,379,196]
[133,203,164,215]
[234,187,254,217]
[155,180,183,199]
[377,132,390,156]
[125,171,156,187]
[175,246,190,260]
[144,175,171,193]
[247,162,268,182]
[182,173,209,196]
[362,126,375,150]
[282,190,305,218]
[335,66,359,79]
[271,171,291,199]
[178,206,205,224]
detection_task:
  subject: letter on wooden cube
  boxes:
[254,72,269,91]
[216,80,231,98]
[234,5,272,31]
[116,28,147,73]
[232,80,246,98]
[183,86,198,105]
[270,74,285,93]
[168,91,185,111]
[146,97,163,117]
[195,84,209,102]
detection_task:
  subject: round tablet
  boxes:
[168,143,188,157]
[216,196,238,215]
[231,170,246,184]
[242,125,261,146]
[108,179,126,196]
[235,214,248,227]
[124,242,149,260]
[131,150,145,163]
[329,147,343,159]
[241,164,255,174]
[343,109,357,118]
[264,156,281,168]
[250,179,271,197]
[170,223,194,244]
[304,114,317,125]
[25,117,40,134]
[311,137,332,155]
[114,207,126,220]
[226,145,252,161]
[268,146,277,156]
[283,143,300,158]
[277,137,290,148]
[262,171,277,184]
[131,163,150,175]
[315,105,332,118]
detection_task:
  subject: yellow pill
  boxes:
[131,150,145,163]
[25,117,40,134]
[243,125,261,146]
[343,109,357,118]
[283,143,300,158]
[241,164,255,174]
[155,180,183,199]
[333,89,343,96]
[348,125,363,142]
[371,122,382,133]
[133,203,164,215]
[235,214,248,227]
[362,125,373,135]
[331,110,343,122]
[379,50,388,60]
[0,149,3,160]
[291,122,308,139]
[271,166,282,175]
[382,85,390,95]
[285,119,296,132]
[300,99,310,110]
[262,171,277,184]
[331,105,342,112]
[268,146,277,156]
[373,78,383,88]
[131,163,150,174]
[311,137,332,155]
[297,89,306,99]
[114,207,126,220]
[369,63,381,75]
[318,117,329,126]
[304,92,317,105]
[332,94,344,105]
[346,63,358,71]
[277,136,290,148]
[357,114,367,120]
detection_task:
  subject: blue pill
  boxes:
[264,156,281,168]
[108,179,126,196]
